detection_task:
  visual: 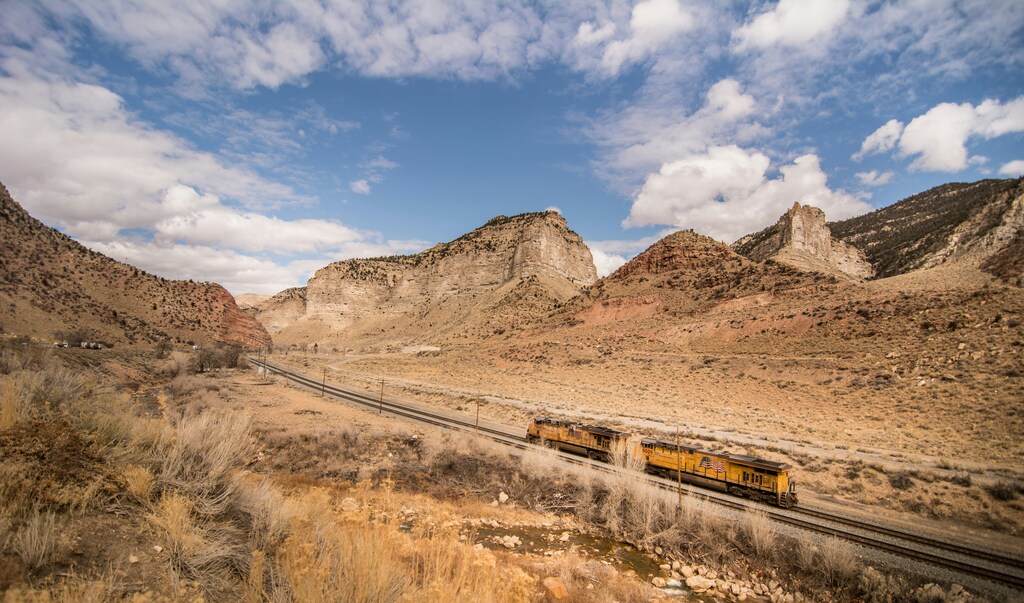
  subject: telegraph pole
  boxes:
[379,378,384,414]
[475,398,480,432]
[676,425,682,514]
[321,368,326,397]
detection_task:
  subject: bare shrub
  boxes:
[147,491,244,583]
[231,476,290,552]
[888,471,915,490]
[159,412,255,516]
[743,508,777,561]
[858,566,908,602]
[12,510,61,568]
[985,481,1018,501]
[818,536,858,588]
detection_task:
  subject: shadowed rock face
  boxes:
[266,211,597,342]
[0,182,271,348]
[829,178,1024,278]
[733,203,873,280]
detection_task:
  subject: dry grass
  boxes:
[158,411,254,516]
[274,490,534,603]
[743,509,777,561]
[122,465,155,503]
[11,510,61,569]
[817,536,859,588]
[147,491,245,585]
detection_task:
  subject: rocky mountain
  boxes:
[234,293,271,310]
[568,230,834,327]
[247,287,307,335]
[270,211,597,347]
[733,203,873,280]
[0,183,271,348]
[829,178,1024,278]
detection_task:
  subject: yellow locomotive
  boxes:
[527,417,797,508]
[526,417,629,462]
[639,438,797,508]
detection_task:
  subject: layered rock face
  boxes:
[830,178,1023,278]
[276,211,597,343]
[733,203,873,279]
[0,182,271,347]
[250,287,307,334]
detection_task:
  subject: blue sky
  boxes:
[1,1,1022,294]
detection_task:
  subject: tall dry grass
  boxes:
[11,510,61,569]
[158,411,254,516]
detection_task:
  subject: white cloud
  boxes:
[587,78,762,189]
[588,247,627,278]
[544,205,562,214]
[585,232,669,277]
[0,51,425,293]
[733,0,849,51]
[852,119,903,161]
[898,97,1024,171]
[0,54,305,230]
[1000,160,1024,176]
[569,0,695,76]
[625,146,870,242]
[855,170,895,187]
[350,180,371,195]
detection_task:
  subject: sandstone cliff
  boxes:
[829,178,1024,278]
[272,211,597,346]
[0,182,271,348]
[249,287,307,334]
[733,203,873,280]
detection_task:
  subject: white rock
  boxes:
[731,582,741,596]
[685,576,715,592]
[659,564,671,571]
[666,579,681,588]
[671,560,681,571]
[681,565,694,578]
[498,492,509,504]
[655,546,664,555]
[128,554,139,564]
[489,500,499,507]
[559,531,571,542]
[769,579,779,591]
[152,546,162,553]
[652,577,667,588]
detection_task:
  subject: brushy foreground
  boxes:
[0,347,972,602]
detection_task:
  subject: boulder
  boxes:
[542,577,568,600]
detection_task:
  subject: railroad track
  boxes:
[251,358,1024,590]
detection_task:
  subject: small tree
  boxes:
[154,338,172,359]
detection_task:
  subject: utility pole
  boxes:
[475,398,480,432]
[321,368,326,397]
[676,424,682,514]
[379,378,384,414]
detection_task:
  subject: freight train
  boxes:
[526,417,798,508]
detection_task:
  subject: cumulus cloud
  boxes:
[1000,160,1024,175]
[852,119,904,161]
[588,247,628,277]
[585,232,668,277]
[574,0,695,75]
[854,97,1024,172]
[625,146,870,242]
[587,78,762,189]
[350,180,371,195]
[0,52,424,293]
[0,54,305,229]
[855,170,895,187]
[733,0,849,51]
